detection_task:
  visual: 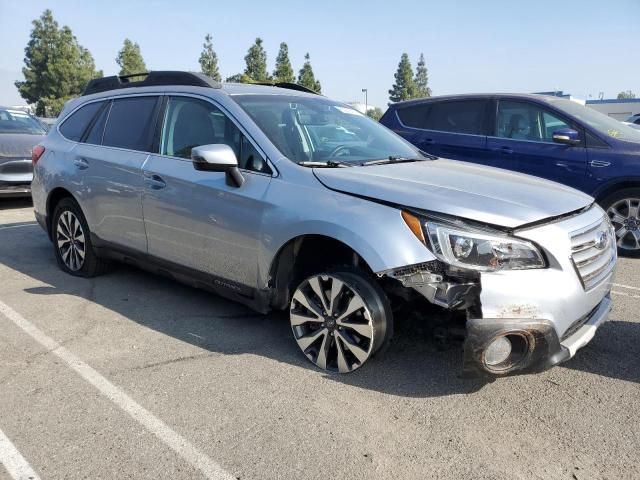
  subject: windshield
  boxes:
[0,109,47,135]
[233,94,419,164]
[550,98,640,144]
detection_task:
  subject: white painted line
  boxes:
[0,427,41,480]
[612,283,640,292]
[0,223,38,231]
[612,290,640,299]
[0,301,235,480]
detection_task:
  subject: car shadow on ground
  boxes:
[0,219,492,398]
[0,198,32,210]
[560,319,640,384]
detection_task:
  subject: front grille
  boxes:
[570,216,616,291]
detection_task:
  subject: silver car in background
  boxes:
[0,106,47,197]
[30,72,616,377]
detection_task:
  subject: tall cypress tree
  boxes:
[116,39,147,76]
[15,9,101,116]
[199,34,221,82]
[244,38,270,82]
[272,42,295,83]
[297,53,321,93]
[414,53,431,98]
[388,53,416,103]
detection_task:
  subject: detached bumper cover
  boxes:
[463,295,611,376]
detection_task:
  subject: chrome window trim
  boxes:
[393,110,487,138]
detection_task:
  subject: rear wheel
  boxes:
[52,198,110,276]
[289,269,392,373]
[602,188,640,257]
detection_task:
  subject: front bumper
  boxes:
[0,182,31,197]
[462,294,611,376]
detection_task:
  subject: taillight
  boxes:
[32,145,45,165]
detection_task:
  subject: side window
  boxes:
[83,102,110,145]
[586,131,609,148]
[397,104,430,129]
[496,101,573,143]
[424,100,485,135]
[103,96,159,151]
[161,97,238,159]
[161,96,271,173]
[59,101,104,141]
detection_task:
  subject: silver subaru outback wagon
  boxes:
[31,71,616,376]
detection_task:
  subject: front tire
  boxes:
[52,198,109,277]
[289,269,392,373]
[601,188,640,258]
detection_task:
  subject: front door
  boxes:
[141,95,273,291]
[486,99,588,190]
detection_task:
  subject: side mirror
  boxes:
[191,144,244,187]
[552,128,580,146]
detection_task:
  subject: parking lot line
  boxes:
[612,282,640,292]
[0,426,41,480]
[0,223,37,231]
[0,300,235,480]
[612,290,640,299]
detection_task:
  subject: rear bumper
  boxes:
[0,182,31,197]
[463,294,611,376]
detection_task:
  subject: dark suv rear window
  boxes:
[59,101,104,142]
[424,100,486,135]
[102,96,159,151]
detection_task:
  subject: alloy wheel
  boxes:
[607,197,640,251]
[56,210,86,271]
[290,274,376,373]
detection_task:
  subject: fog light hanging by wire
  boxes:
[484,336,512,366]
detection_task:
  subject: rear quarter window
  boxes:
[59,101,104,142]
[102,96,160,151]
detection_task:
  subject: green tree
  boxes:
[413,53,431,98]
[244,38,270,82]
[366,107,384,121]
[388,53,416,103]
[297,53,321,93]
[199,34,221,81]
[116,39,147,77]
[272,42,295,83]
[225,73,253,83]
[617,90,636,99]
[15,9,101,116]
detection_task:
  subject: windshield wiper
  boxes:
[361,155,429,166]
[297,160,354,168]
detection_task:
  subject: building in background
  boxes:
[585,98,640,121]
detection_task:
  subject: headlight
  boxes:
[402,211,546,271]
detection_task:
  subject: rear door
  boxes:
[394,99,491,163]
[486,99,588,189]
[72,95,161,252]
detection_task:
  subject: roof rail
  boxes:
[254,82,320,95]
[82,71,221,96]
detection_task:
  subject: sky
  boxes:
[1,0,638,110]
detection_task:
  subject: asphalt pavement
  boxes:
[1,198,639,480]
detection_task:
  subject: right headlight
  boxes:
[402,211,546,272]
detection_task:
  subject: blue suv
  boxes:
[380,94,640,256]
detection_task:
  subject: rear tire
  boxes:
[52,198,110,277]
[289,268,393,373]
[600,188,640,258]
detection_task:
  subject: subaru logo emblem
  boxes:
[594,231,608,250]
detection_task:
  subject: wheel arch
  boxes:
[46,187,78,240]
[268,234,375,310]
[594,178,640,205]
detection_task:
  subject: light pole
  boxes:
[361,88,368,114]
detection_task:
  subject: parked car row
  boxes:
[380,94,640,256]
[0,107,47,197]
[30,71,615,377]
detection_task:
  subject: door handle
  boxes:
[422,138,435,145]
[143,172,167,190]
[492,146,513,155]
[73,157,89,169]
[589,160,610,168]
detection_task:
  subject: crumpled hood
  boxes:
[313,159,593,229]
[0,133,44,158]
